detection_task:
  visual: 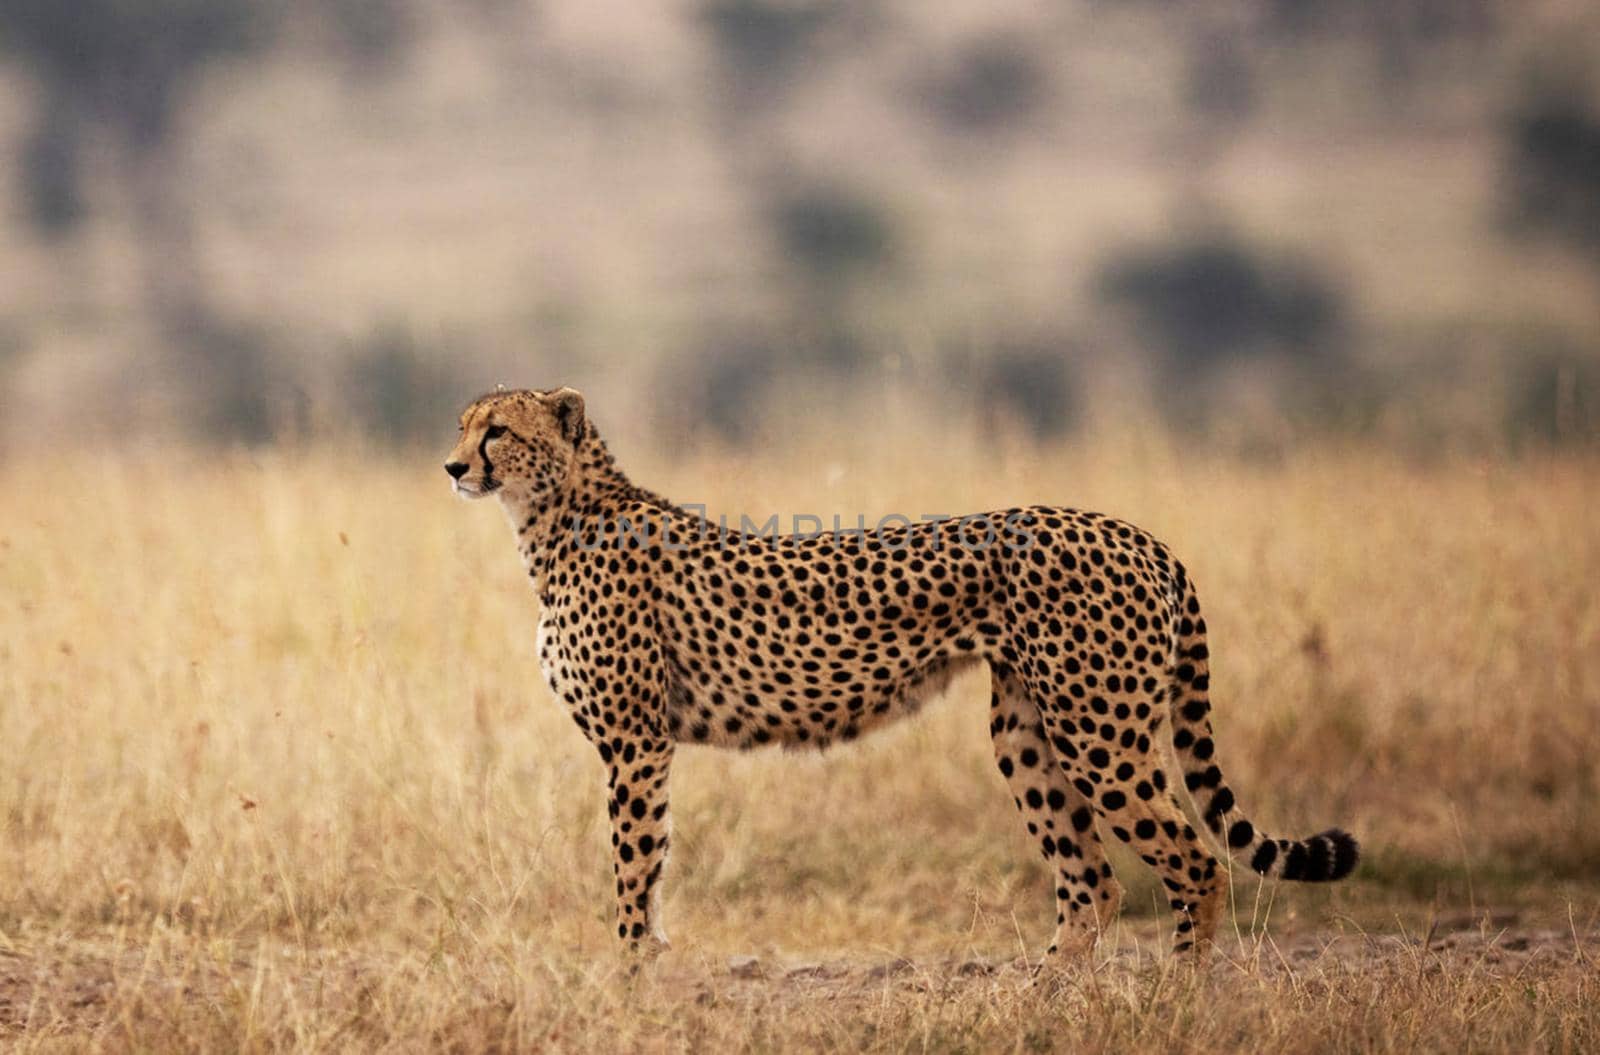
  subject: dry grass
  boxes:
[1,434,1597,1051]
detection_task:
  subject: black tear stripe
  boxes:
[476,431,497,489]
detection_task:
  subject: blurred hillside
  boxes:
[2,0,1599,452]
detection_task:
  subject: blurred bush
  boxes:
[19,91,85,237]
[1099,231,1344,370]
[1504,341,1600,448]
[679,331,785,441]
[321,0,418,77]
[1264,0,1496,46]
[343,324,467,445]
[1098,231,1350,433]
[701,0,840,109]
[771,180,896,290]
[1502,74,1600,265]
[979,342,1079,441]
[178,318,303,445]
[1184,29,1255,125]
[0,326,20,441]
[915,33,1047,140]
[1263,0,1498,91]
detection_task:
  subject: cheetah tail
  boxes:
[1166,573,1360,884]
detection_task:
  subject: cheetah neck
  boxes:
[496,424,675,596]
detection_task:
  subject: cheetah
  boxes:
[445,386,1359,960]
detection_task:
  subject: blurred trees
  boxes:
[681,177,898,442]
[1495,68,1600,445]
[0,0,422,440]
[691,0,902,438]
[0,0,424,242]
[0,0,286,438]
[0,0,1595,450]
[1,0,268,299]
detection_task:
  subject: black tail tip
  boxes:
[1310,828,1361,882]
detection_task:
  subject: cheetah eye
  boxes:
[485,424,507,439]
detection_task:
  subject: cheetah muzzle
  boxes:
[444,387,1360,961]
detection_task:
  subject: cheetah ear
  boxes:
[548,387,585,445]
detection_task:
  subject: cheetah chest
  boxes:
[534,610,565,702]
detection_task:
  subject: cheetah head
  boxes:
[444,387,586,501]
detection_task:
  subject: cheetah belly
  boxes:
[664,641,983,752]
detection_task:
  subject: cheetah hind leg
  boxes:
[1038,702,1225,961]
[989,667,1123,962]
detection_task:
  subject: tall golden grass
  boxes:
[0,434,1596,1050]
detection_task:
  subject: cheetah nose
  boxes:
[444,461,469,480]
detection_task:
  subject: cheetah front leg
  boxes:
[602,739,675,955]
[989,667,1123,960]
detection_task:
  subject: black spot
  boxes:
[1304,835,1332,880]
[1250,841,1278,875]
[1282,842,1308,880]
[1227,820,1254,848]
[1323,829,1361,881]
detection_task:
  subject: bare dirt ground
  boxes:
[2,917,1594,1052]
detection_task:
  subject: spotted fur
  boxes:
[445,387,1359,959]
